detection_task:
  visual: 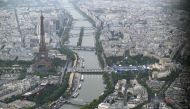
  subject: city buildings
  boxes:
[6,100,36,109]
[98,103,110,109]
[0,75,40,100]
[76,0,187,63]
[0,0,72,108]
[98,79,148,109]
[0,0,189,108]
[165,68,190,109]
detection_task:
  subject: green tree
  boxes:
[77,27,84,46]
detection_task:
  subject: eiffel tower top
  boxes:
[39,11,47,53]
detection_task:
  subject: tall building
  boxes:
[32,12,52,72]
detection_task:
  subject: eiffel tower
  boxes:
[32,12,52,72]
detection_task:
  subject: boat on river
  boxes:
[81,75,84,81]
[78,83,81,89]
[72,92,79,98]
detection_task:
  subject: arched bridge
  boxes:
[64,45,95,51]
[65,98,89,106]
[72,27,95,30]
[69,33,94,38]
[69,68,111,73]
[65,27,95,30]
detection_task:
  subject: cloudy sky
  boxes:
[0,0,8,2]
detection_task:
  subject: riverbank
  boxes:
[95,28,106,69]
[60,17,73,45]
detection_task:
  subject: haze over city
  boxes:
[0,0,189,109]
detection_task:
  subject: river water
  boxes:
[59,0,105,108]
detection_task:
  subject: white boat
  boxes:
[80,75,84,81]
[72,92,79,98]
[78,83,81,89]
[101,92,104,95]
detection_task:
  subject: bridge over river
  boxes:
[64,45,95,51]
[69,32,94,38]
[68,68,111,73]
[66,98,90,106]
[65,26,95,30]
[68,65,149,74]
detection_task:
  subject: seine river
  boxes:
[59,0,105,108]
